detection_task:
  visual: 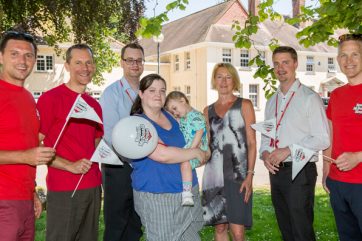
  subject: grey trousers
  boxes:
[134,185,204,241]
[46,186,101,241]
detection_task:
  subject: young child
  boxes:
[165,91,208,206]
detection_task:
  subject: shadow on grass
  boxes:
[36,187,338,241]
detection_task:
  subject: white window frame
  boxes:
[222,48,232,63]
[90,91,102,101]
[240,49,250,67]
[328,57,336,72]
[184,85,191,102]
[306,56,314,73]
[185,52,191,70]
[249,84,259,108]
[36,55,54,72]
[174,55,180,71]
[235,85,243,98]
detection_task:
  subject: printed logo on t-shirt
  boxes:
[136,124,152,146]
[353,103,362,114]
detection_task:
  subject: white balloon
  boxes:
[112,116,158,159]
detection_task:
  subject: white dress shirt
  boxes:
[260,79,330,162]
[99,77,138,146]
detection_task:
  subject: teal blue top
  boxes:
[180,109,208,151]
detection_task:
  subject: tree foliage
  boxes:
[0,0,145,84]
[137,0,362,98]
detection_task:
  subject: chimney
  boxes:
[292,0,306,28]
[248,0,259,16]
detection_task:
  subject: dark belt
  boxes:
[279,162,292,168]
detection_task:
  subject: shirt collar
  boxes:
[120,76,138,99]
[120,77,132,91]
[277,79,301,97]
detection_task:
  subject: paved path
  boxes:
[196,155,324,188]
[37,158,324,190]
[36,135,325,190]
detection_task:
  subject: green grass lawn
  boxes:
[35,187,338,241]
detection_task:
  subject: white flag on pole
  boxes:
[91,139,123,165]
[251,118,276,139]
[53,94,102,148]
[69,95,102,124]
[291,144,315,180]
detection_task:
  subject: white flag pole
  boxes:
[71,174,84,198]
[53,94,81,149]
[321,154,335,163]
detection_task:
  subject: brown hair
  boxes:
[338,34,362,53]
[272,46,298,62]
[130,74,167,115]
[0,31,37,55]
[65,43,94,63]
[165,91,190,111]
[121,42,144,60]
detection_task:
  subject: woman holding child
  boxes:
[130,73,208,241]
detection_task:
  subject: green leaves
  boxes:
[0,0,145,85]
[250,54,277,99]
[295,0,362,47]
[137,0,188,39]
[135,0,361,99]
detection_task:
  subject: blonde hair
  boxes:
[211,63,240,91]
[165,91,189,111]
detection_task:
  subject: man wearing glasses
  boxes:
[100,43,144,241]
[0,31,55,240]
[323,33,362,241]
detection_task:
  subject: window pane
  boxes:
[175,55,179,71]
[240,49,249,67]
[185,52,191,69]
[306,56,314,72]
[222,49,232,63]
[37,55,53,71]
[249,84,258,107]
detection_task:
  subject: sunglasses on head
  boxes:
[2,31,34,41]
[338,33,362,43]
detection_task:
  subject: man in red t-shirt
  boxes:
[323,34,362,241]
[0,32,55,240]
[37,44,103,241]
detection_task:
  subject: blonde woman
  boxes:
[202,63,256,241]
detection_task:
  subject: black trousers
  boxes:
[270,162,317,241]
[102,163,142,241]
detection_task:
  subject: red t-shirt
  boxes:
[326,83,362,183]
[37,84,103,191]
[0,80,39,200]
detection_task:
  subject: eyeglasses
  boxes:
[122,58,145,66]
[338,34,362,43]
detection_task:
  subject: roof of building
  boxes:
[140,0,237,56]
[140,0,336,57]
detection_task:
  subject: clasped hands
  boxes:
[262,147,291,174]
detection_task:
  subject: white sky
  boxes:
[144,0,320,23]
